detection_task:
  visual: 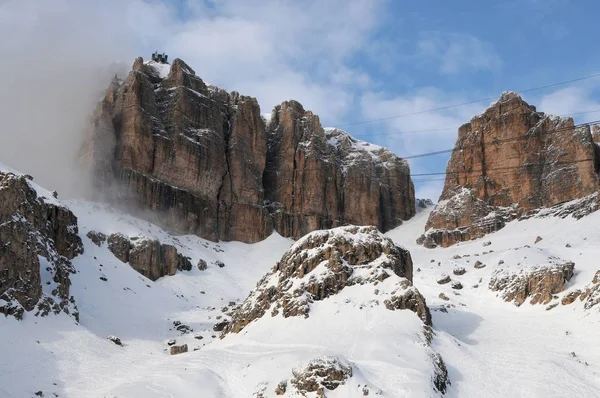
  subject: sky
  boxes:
[1,0,600,199]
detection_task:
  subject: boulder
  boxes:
[107,335,122,346]
[437,275,451,285]
[169,344,188,355]
[86,230,107,246]
[106,234,192,281]
[453,267,466,275]
[212,320,230,332]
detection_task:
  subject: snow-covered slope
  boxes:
[1,163,600,398]
[387,205,600,397]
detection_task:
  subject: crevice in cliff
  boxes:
[593,143,600,176]
[216,102,235,241]
[480,124,488,201]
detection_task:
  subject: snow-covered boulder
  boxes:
[223,225,431,335]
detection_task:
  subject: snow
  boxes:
[1,164,600,397]
[145,60,171,79]
[323,127,406,171]
[387,207,600,397]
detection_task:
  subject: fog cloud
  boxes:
[0,0,143,196]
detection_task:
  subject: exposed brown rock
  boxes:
[489,261,574,306]
[0,171,82,320]
[106,233,192,281]
[535,236,543,244]
[561,290,581,305]
[264,103,414,239]
[290,356,352,396]
[81,57,414,243]
[222,226,430,336]
[419,92,600,248]
[169,344,188,355]
[107,233,130,263]
[86,230,107,246]
[578,270,600,310]
[274,381,287,395]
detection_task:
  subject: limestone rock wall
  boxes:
[82,57,415,243]
[420,92,600,247]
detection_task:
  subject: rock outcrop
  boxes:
[222,225,430,336]
[88,231,192,281]
[81,57,414,243]
[561,270,600,310]
[419,92,600,247]
[489,261,574,306]
[0,171,82,320]
[290,356,353,396]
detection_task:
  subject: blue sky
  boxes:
[144,0,600,199]
[1,0,599,199]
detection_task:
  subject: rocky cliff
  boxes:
[0,171,82,320]
[81,57,414,243]
[419,92,600,247]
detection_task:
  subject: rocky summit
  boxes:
[419,92,600,248]
[80,57,414,243]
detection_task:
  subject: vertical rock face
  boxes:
[264,101,414,238]
[0,172,83,319]
[82,57,414,243]
[420,92,600,247]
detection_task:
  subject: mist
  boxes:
[0,1,142,197]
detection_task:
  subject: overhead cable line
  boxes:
[339,71,600,127]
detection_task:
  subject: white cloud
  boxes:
[417,32,501,75]
[160,0,385,122]
[537,87,600,121]
[0,0,384,195]
[359,89,488,200]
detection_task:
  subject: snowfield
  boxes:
[1,169,600,397]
